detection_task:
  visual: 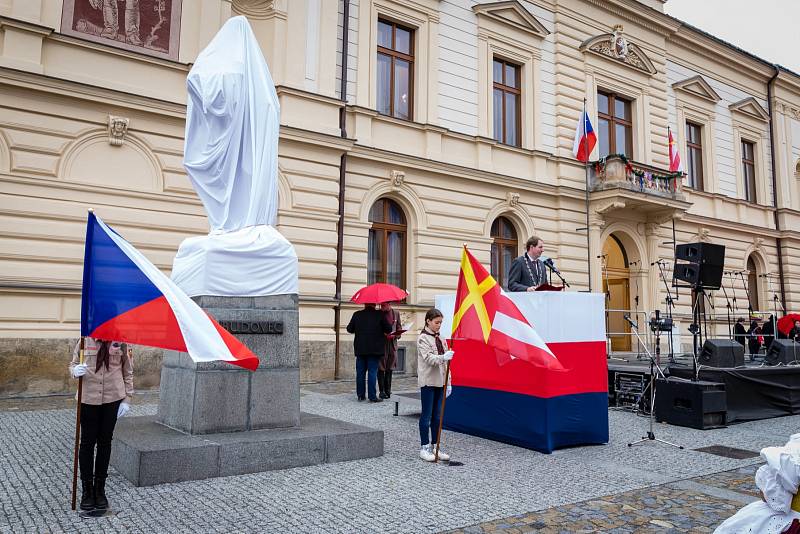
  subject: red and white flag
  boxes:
[668,129,682,173]
[573,110,597,162]
[451,247,564,370]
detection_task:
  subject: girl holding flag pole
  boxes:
[69,337,133,512]
[417,308,455,462]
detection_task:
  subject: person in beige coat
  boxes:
[69,337,133,511]
[417,308,454,462]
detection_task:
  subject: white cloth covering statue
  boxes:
[171,16,298,297]
[714,433,800,534]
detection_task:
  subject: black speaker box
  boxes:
[699,339,745,368]
[655,378,726,429]
[765,339,800,366]
[675,243,725,267]
[673,242,725,289]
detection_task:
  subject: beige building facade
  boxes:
[1,0,799,397]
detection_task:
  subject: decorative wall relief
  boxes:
[107,115,130,146]
[61,0,182,61]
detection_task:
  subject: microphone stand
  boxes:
[545,262,570,288]
[624,313,684,450]
[654,260,676,364]
[720,274,733,339]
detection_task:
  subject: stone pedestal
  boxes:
[111,294,383,486]
[157,295,301,433]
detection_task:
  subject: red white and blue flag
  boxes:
[80,212,259,370]
[572,110,597,162]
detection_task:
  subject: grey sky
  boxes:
[664,0,800,73]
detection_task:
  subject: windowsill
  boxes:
[492,139,522,149]
[376,111,415,124]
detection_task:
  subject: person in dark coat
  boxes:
[762,315,776,351]
[789,320,800,343]
[507,236,547,292]
[734,317,747,347]
[747,319,762,361]
[378,301,402,399]
[347,304,392,402]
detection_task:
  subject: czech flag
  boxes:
[80,212,259,371]
[572,109,597,162]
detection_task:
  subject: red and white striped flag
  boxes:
[668,129,682,173]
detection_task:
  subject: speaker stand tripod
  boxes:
[623,314,684,449]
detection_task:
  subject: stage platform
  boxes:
[608,355,800,424]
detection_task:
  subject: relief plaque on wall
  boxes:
[61,0,182,61]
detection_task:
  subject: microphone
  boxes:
[543,257,561,274]
[623,314,638,329]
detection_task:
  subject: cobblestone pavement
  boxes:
[0,379,791,533]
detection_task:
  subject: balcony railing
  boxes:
[590,154,685,200]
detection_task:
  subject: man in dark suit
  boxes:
[507,236,547,292]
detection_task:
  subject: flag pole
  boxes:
[583,98,592,292]
[70,336,84,510]
[433,360,451,463]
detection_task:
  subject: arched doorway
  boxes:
[602,235,631,351]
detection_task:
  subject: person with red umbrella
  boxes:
[777,314,800,341]
[348,284,408,402]
[790,320,800,343]
[378,301,402,399]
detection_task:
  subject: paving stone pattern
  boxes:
[0,379,791,533]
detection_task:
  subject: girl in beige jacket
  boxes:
[69,337,133,512]
[417,308,454,462]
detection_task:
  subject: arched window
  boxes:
[490,217,518,290]
[747,256,760,312]
[368,198,406,287]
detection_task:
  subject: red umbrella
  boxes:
[350,283,408,304]
[778,314,800,336]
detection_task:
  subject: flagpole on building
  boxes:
[583,98,593,292]
[433,360,451,463]
[70,336,84,510]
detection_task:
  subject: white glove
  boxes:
[446,383,452,397]
[71,363,89,378]
[117,402,131,418]
[441,350,455,362]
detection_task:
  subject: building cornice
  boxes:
[278,125,355,152]
[347,144,587,202]
[0,66,187,117]
[577,0,680,37]
[0,16,53,36]
[667,27,774,82]
[683,213,779,237]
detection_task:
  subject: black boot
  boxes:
[80,479,95,511]
[94,477,108,510]
[377,370,386,398]
[386,370,393,398]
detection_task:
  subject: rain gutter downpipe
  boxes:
[333,0,351,380]
[767,67,788,311]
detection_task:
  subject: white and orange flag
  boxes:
[451,246,564,370]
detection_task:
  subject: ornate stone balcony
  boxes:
[589,154,685,201]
